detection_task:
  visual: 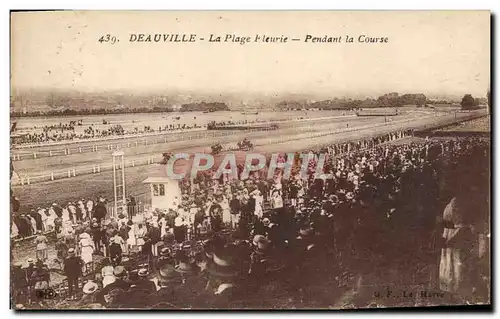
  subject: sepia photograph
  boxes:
[9,10,491,310]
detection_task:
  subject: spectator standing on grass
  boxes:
[86,199,94,218]
[127,220,136,252]
[38,207,48,232]
[93,198,107,224]
[135,223,146,252]
[119,221,130,255]
[64,248,83,301]
[67,202,77,224]
[78,200,87,221]
[91,221,103,255]
[79,231,95,273]
[34,231,48,261]
[52,203,63,218]
[108,236,123,266]
[100,258,116,288]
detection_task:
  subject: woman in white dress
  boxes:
[46,209,56,232]
[61,207,71,224]
[79,232,95,273]
[135,223,146,251]
[158,214,168,240]
[219,196,231,225]
[34,231,48,261]
[100,258,116,288]
[78,200,87,221]
[253,190,264,218]
[127,220,136,252]
[270,188,284,210]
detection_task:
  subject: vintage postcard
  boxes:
[10,11,491,310]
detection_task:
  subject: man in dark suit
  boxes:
[63,248,83,300]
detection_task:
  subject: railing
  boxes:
[11,127,281,161]
[11,127,207,150]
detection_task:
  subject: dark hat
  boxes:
[158,264,181,281]
[206,244,239,279]
[128,270,139,282]
[174,261,196,274]
[160,247,171,256]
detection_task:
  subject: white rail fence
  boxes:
[11,115,355,161]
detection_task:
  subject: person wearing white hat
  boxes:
[79,231,95,273]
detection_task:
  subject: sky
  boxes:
[11,11,491,98]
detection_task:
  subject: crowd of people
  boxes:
[11,198,111,240]
[13,120,204,145]
[11,130,490,309]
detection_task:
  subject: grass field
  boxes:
[437,115,491,132]
[13,114,415,173]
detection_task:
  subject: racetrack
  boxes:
[11,109,485,211]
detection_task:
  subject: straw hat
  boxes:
[67,248,75,256]
[82,281,99,294]
[138,268,149,278]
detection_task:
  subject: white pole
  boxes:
[122,154,126,213]
[113,155,117,216]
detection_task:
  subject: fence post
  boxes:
[79,147,82,153]
[26,176,30,185]
[132,160,135,167]
[73,169,76,176]
[33,152,37,159]
[68,170,71,178]
[64,149,67,155]
[67,148,71,155]
[128,143,130,147]
[49,150,52,157]
[92,165,96,173]
[51,172,54,181]
[17,155,21,161]
[136,141,138,147]
[20,176,24,185]
[97,164,101,173]
[95,146,99,151]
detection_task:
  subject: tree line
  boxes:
[10,102,230,118]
